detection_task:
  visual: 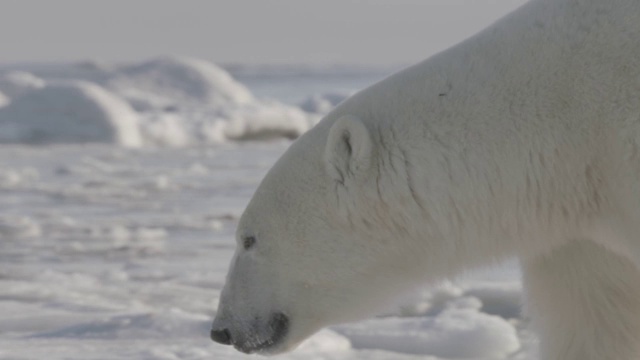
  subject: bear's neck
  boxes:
[326,0,640,273]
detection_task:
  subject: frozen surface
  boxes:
[0,143,536,360]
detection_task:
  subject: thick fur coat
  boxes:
[212,0,640,358]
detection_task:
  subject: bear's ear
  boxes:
[324,115,373,184]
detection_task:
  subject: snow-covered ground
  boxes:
[0,58,538,359]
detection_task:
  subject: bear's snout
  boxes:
[210,312,290,354]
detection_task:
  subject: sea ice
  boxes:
[0,81,142,147]
[334,308,520,358]
[111,56,254,108]
[0,58,316,146]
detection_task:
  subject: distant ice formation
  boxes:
[0,81,142,147]
[0,57,317,146]
[218,101,310,141]
[111,56,254,109]
[138,113,190,147]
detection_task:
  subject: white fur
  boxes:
[524,241,640,359]
[213,0,640,358]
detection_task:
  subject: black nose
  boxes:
[210,328,232,345]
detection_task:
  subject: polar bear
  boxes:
[211,0,640,358]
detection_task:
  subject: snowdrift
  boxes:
[0,81,142,147]
[0,57,317,146]
[209,101,310,142]
[110,56,254,109]
[334,308,520,358]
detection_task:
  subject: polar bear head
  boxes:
[211,115,426,354]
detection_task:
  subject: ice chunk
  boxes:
[0,81,142,147]
[221,101,310,141]
[111,56,254,108]
[334,308,520,358]
[139,113,190,147]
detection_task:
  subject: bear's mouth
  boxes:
[211,312,290,354]
[235,312,290,354]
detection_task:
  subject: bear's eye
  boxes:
[243,236,256,250]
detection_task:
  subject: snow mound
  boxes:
[111,56,254,108]
[334,308,520,358]
[0,58,316,146]
[299,91,352,114]
[0,71,46,98]
[130,102,310,145]
[0,81,142,147]
[214,101,310,141]
[139,113,190,147]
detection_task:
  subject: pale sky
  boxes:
[0,0,529,66]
